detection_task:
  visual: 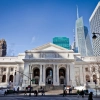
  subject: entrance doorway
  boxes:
[33,68,40,84]
[59,68,66,85]
[46,67,53,84]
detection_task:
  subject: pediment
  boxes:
[32,43,68,51]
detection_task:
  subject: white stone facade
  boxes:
[0,43,100,89]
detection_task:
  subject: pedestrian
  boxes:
[35,90,38,96]
[88,92,93,100]
[24,88,27,95]
[17,87,19,95]
[77,90,80,98]
[81,90,84,98]
[69,88,71,94]
[63,85,67,96]
[42,88,45,96]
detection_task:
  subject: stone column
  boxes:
[80,65,84,85]
[39,64,45,86]
[83,67,86,84]
[43,64,45,86]
[90,67,93,83]
[22,63,30,88]
[53,64,56,85]
[16,64,20,86]
[56,64,59,85]
[6,67,9,84]
[67,65,69,85]
[69,63,76,87]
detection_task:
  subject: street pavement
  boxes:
[0,95,100,100]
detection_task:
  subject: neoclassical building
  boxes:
[0,43,100,89]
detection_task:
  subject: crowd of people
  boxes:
[63,85,93,100]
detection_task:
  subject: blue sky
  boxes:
[0,0,99,56]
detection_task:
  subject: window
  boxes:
[85,68,89,72]
[11,68,13,71]
[92,67,95,72]
[86,75,90,82]
[2,75,6,82]
[3,68,6,71]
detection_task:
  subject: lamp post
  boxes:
[92,33,100,39]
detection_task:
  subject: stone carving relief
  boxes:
[40,52,61,58]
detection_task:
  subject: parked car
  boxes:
[0,88,8,95]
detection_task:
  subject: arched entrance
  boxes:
[9,75,13,82]
[93,74,97,83]
[2,75,6,82]
[59,68,66,85]
[86,75,90,82]
[33,68,40,84]
[46,67,53,84]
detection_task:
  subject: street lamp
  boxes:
[92,33,100,39]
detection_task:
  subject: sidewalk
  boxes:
[1,93,100,98]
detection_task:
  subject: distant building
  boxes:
[75,7,93,56]
[84,26,93,56]
[0,43,100,89]
[89,2,100,56]
[0,39,7,57]
[53,37,70,49]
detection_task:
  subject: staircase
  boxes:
[44,85,63,91]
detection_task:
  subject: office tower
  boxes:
[75,7,93,56]
[84,26,93,56]
[0,39,7,57]
[53,37,70,49]
[89,2,100,56]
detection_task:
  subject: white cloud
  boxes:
[31,36,36,43]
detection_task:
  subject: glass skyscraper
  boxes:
[75,17,86,56]
[89,2,100,56]
[75,7,93,56]
[53,37,70,49]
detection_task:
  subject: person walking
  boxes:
[88,92,93,100]
[77,90,80,98]
[81,90,84,98]
[17,87,19,95]
[24,88,27,96]
[63,85,67,96]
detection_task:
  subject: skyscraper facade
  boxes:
[89,2,100,56]
[84,26,93,56]
[0,39,7,57]
[53,37,70,49]
[75,7,93,56]
[75,17,86,56]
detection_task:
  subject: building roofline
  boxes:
[89,2,100,21]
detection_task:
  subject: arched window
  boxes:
[85,68,89,72]
[9,75,13,82]
[86,75,90,82]
[59,68,65,77]
[33,68,40,77]
[2,75,6,82]
[92,67,95,72]
[93,75,97,83]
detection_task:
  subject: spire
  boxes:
[76,5,79,19]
